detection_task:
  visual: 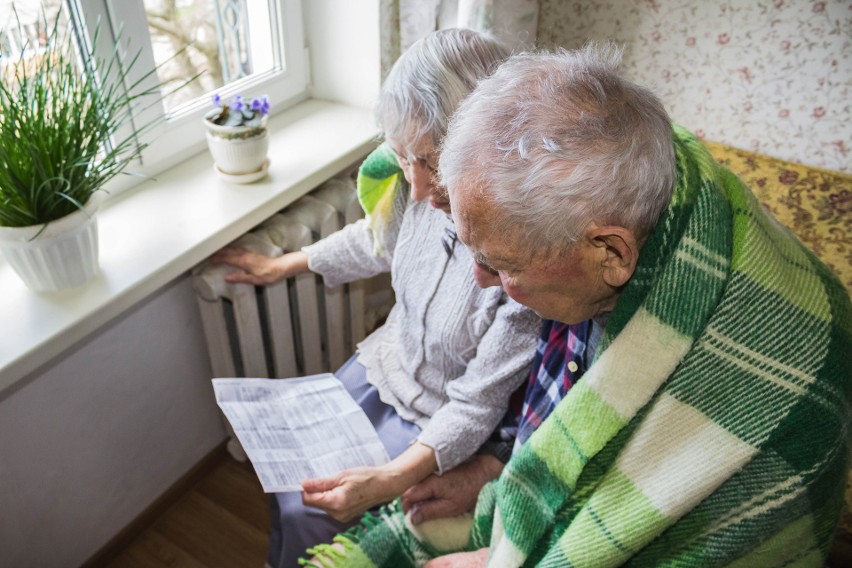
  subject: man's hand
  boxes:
[402,455,503,524]
[424,548,489,567]
[209,247,309,285]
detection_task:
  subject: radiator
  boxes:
[192,175,391,460]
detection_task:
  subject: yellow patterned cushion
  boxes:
[705,141,852,565]
[705,141,851,292]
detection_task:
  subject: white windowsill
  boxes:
[0,99,378,395]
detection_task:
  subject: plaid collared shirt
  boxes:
[513,318,594,450]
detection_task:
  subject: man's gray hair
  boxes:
[376,28,510,160]
[440,44,676,248]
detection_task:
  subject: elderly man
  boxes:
[305,45,851,568]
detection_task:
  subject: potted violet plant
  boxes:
[0,14,165,292]
[205,94,271,182]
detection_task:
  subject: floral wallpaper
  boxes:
[538,0,852,173]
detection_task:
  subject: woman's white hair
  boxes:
[440,43,676,249]
[376,28,510,160]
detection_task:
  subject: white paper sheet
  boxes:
[212,374,389,493]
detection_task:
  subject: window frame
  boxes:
[70,0,308,193]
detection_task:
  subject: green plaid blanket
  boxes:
[304,127,852,567]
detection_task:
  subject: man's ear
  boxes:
[588,226,639,288]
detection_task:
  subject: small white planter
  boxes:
[0,193,103,292]
[205,118,269,177]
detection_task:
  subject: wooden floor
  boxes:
[105,457,270,568]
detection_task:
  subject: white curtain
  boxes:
[397,0,539,55]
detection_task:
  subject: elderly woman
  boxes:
[212,29,539,568]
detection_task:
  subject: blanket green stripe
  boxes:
[309,126,852,567]
[356,143,403,255]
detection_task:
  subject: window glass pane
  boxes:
[1,0,64,66]
[142,0,277,114]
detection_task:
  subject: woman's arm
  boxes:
[300,297,537,522]
[301,218,395,287]
[302,183,410,287]
[211,248,310,285]
[212,217,397,288]
[301,441,438,522]
[417,297,540,473]
[212,184,410,287]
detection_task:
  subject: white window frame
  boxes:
[69,0,308,192]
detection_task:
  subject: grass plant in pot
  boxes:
[205,94,271,183]
[0,15,159,292]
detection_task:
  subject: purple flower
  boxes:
[207,92,270,126]
[251,95,271,116]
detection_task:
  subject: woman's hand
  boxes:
[424,548,489,567]
[209,247,309,285]
[302,442,438,522]
[301,466,400,522]
[401,455,503,524]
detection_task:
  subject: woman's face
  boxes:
[391,145,451,213]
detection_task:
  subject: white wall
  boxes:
[0,276,226,568]
[305,0,383,109]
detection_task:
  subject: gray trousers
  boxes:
[266,355,422,567]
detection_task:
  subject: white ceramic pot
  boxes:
[0,193,103,292]
[205,118,269,176]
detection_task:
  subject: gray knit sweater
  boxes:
[303,193,540,472]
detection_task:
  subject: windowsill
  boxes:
[0,99,378,395]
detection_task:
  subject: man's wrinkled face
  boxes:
[450,184,613,324]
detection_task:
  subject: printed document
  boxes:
[212,374,389,493]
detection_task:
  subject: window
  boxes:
[2,0,307,189]
[1,1,65,62]
[142,0,281,114]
